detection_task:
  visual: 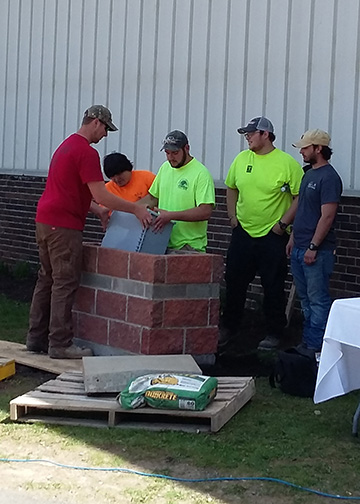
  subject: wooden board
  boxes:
[9,373,255,433]
[0,341,82,375]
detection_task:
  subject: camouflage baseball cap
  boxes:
[83,105,118,131]
[160,130,188,151]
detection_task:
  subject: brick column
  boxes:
[73,244,224,359]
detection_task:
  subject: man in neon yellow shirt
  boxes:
[140,130,215,253]
[220,117,304,351]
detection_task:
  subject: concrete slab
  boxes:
[82,354,202,394]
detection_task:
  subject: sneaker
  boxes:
[49,344,93,359]
[257,335,280,351]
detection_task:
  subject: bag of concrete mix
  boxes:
[119,373,218,411]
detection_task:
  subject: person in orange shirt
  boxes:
[104,152,155,202]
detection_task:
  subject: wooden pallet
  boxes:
[9,372,255,433]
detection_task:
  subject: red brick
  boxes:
[141,328,184,354]
[211,254,225,283]
[98,247,129,277]
[77,313,108,345]
[96,290,126,320]
[163,299,208,327]
[165,254,213,284]
[82,243,98,273]
[129,253,166,283]
[209,298,220,326]
[127,297,163,327]
[74,286,96,314]
[185,327,219,354]
[109,321,141,353]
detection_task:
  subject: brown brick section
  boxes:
[76,313,108,346]
[185,327,219,354]
[97,247,129,277]
[96,290,127,320]
[109,321,142,353]
[141,328,184,354]
[129,253,166,283]
[1,174,360,300]
[73,244,223,355]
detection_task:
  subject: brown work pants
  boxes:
[27,223,83,350]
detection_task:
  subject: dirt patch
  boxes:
[0,449,292,504]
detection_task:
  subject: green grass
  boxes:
[1,294,360,502]
[0,260,35,280]
[0,294,29,343]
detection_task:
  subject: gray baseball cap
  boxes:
[237,116,274,134]
[160,130,189,151]
[83,105,118,131]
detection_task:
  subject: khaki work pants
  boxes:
[27,223,83,350]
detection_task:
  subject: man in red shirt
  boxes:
[27,105,151,359]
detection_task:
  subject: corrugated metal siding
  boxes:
[1,0,359,192]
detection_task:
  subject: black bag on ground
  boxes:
[269,346,318,398]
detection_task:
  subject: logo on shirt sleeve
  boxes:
[246,165,252,173]
[281,183,290,193]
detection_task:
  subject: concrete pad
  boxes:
[82,354,202,394]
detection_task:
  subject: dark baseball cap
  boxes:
[160,130,188,151]
[83,105,118,131]
[237,116,274,135]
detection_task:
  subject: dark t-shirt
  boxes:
[293,164,342,250]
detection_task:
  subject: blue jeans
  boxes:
[290,247,335,351]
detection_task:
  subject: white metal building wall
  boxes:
[1,0,359,193]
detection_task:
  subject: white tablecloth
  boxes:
[314,298,360,403]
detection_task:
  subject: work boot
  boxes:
[26,337,49,354]
[26,342,49,354]
[257,335,280,351]
[217,321,238,349]
[217,327,241,358]
[49,344,93,359]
